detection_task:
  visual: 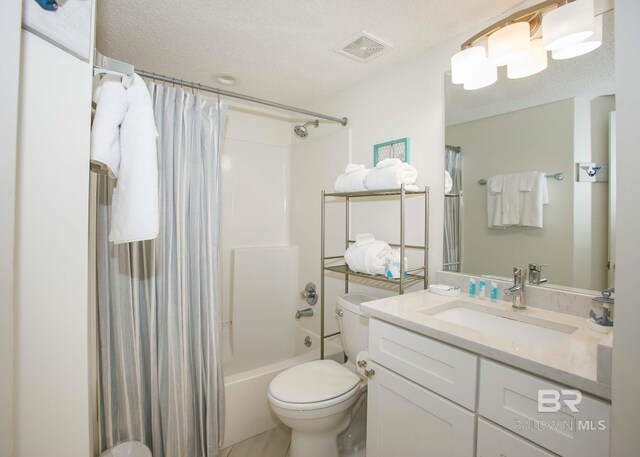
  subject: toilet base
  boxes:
[289,412,351,457]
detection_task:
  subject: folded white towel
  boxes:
[108,74,159,244]
[345,163,366,174]
[334,168,369,192]
[501,173,526,226]
[344,240,392,276]
[444,170,453,194]
[91,75,127,178]
[366,162,418,190]
[355,233,375,247]
[376,158,402,169]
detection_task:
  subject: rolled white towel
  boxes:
[355,233,375,246]
[365,161,418,190]
[334,168,369,192]
[344,240,392,276]
[345,163,366,174]
[376,158,402,169]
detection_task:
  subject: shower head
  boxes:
[294,120,319,138]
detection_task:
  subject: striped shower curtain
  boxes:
[96,83,227,457]
[443,146,462,272]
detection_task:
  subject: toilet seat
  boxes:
[269,360,361,411]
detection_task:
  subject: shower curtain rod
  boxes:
[93,50,348,126]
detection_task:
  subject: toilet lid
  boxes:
[269,360,360,404]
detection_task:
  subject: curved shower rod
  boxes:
[94,50,348,126]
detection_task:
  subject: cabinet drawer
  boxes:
[367,361,476,457]
[479,360,610,457]
[477,418,556,457]
[369,319,478,410]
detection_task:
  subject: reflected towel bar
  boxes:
[477,172,564,185]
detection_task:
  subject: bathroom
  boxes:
[2,0,639,456]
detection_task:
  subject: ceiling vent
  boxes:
[335,32,393,63]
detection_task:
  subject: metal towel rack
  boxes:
[477,172,564,185]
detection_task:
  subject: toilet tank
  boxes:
[336,294,376,362]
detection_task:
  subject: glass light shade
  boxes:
[463,57,498,90]
[451,46,486,84]
[542,0,595,51]
[488,22,531,66]
[507,38,548,79]
[552,14,602,60]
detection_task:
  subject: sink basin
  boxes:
[422,301,578,349]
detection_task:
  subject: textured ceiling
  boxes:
[446,11,615,126]
[97,0,526,107]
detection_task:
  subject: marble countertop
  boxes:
[362,290,612,400]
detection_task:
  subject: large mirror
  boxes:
[443,11,615,292]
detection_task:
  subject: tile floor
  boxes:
[219,426,292,457]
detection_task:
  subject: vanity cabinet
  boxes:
[477,418,556,457]
[367,319,611,457]
[479,359,611,457]
[366,361,476,457]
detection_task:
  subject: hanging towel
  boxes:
[91,75,127,178]
[486,175,506,229]
[334,164,369,192]
[344,240,392,276]
[444,170,453,194]
[108,74,159,244]
[501,173,526,226]
[520,172,549,228]
[366,161,418,190]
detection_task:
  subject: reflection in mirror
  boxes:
[443,11,615,293]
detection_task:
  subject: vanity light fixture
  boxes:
[450,0,601,90]
[542,0,595,51]
[488,22,531,66]
[507,38,548,79]
[551,13,603,59]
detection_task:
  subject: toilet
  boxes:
[268,293,374,457]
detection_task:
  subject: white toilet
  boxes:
[268,293,374,457]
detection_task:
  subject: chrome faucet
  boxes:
[295,308,314,319]
[528,263,549,285]
[505,267,526,309]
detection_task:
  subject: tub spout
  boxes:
[295,308,314,319]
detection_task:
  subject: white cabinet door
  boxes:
[477,419,556,457]
[367,361,476,457]
[369,319,478,410]
[479,360,610,457]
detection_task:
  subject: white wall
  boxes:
[0,2,22,456]
[14,31,92,457]
[220,103,293,326]
[611,0,640,455]
[290,127,351,340]
[447,99,576,286]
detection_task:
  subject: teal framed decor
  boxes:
[373,137,410,165]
